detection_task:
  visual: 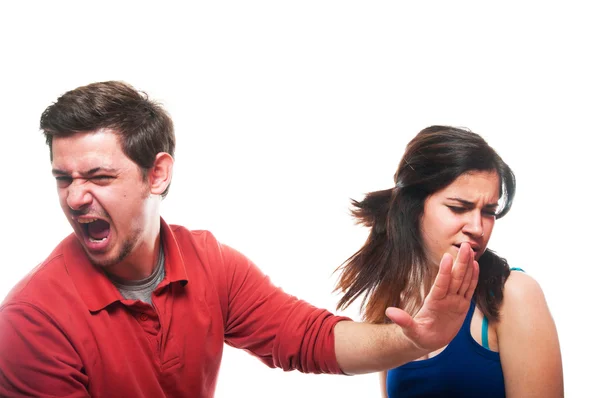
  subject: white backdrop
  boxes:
[1,1,597,396]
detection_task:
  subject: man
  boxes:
[0,81,478,397]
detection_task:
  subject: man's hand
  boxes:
[385,242,479,351]
[334,242,479,374]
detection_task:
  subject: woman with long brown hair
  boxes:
[336,126,563,397]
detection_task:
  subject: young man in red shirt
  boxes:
[0,81,478,397]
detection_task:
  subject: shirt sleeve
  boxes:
[216,240,351,374]
[0,302,90,397]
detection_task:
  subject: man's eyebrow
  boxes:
[51,168,68,176]
[446,197,499,208]
[51,167,118,176]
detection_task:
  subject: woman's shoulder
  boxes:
[503,269,545,301]
[495,270,564,395]
[498,269,551,327]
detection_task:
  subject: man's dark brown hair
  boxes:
[40,81,176,198]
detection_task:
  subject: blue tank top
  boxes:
[386,301,505,397]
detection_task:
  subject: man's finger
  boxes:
[464,260,479,299]
[458,254,474,297]
[385,307,415,329]
[448,243,472,294]
[429,252,453,300]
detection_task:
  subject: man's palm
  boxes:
[385,243,478,351]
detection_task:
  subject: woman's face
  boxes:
[420,170,500,267]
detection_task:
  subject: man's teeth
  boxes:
[79,218,98,224]
[89,237,107,243]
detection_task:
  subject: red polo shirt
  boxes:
[0,219,348,397]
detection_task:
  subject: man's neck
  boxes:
[104,232,162,281]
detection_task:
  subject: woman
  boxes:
[335,126,563,397]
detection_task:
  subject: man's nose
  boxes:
[66,181,93,211]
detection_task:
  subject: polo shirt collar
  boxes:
[63,217,189,312]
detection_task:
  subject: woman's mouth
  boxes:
[453,243,480,254]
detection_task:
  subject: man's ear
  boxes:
[148,152,174,196]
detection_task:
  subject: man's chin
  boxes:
[80,244,122,268]
[85,252,120,268]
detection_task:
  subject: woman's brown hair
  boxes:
[335,126,516,323]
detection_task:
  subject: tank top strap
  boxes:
[481,267,526,349]
[460,300,477,334]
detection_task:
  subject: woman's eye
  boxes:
[483,210,498,217]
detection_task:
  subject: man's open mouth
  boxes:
[79,218,111,243]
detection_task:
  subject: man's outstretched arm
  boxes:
[334,242,478,375]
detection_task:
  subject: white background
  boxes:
[1,1,597,396]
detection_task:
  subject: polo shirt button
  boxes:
[139,313,149,321]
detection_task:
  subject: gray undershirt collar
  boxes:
[109,245,166,305]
